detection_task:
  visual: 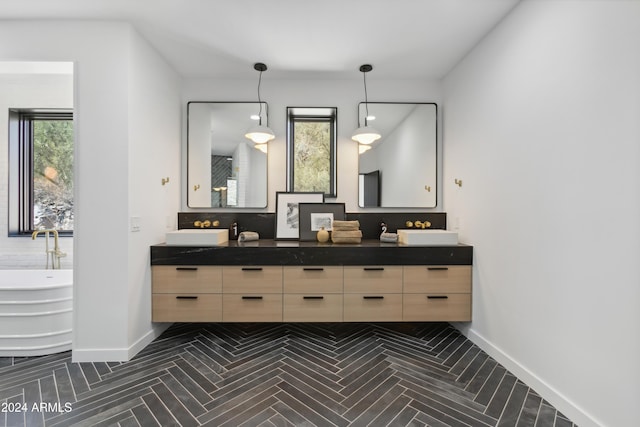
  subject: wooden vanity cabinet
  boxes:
[403,266,472,321]
[343,266,403,322]
[151,266,222,322]
[222,266,283,322]
[283,266,343,322]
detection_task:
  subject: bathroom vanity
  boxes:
[150,240,473,323]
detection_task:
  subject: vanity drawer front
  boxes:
[283,266,343,293]
[152,294,222,322]
[152,266,222,293]
[222,294,283,322]
[343,266,403,293]
[403,266,471,294]
[403,293,471,322]
[283,294,343,322]
[343,294,403,322]
[222,266,282,293]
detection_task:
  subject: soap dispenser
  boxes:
[229,221,239,240]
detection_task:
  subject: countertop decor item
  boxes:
[298,202,346,241]
[275,192,325,240]
[238,231,259,242]
[316,227,329,243]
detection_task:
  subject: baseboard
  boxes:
[450,322,602,427]
[71,323,171,362]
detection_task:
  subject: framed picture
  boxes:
[275,192,325,240]
[298,202,346,241]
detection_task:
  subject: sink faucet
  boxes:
[32,229,66,269]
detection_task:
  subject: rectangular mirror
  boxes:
[187,102,268,208]
[357,102,437,208]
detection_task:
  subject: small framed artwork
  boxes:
[275,192,325,240]
[298,202,346,241]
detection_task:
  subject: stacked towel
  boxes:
[331,220,362,244]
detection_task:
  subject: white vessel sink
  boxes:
[397,229,458,246]
[165,229,229,246]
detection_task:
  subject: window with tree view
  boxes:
[286,107,337,197]
[8,109,74,235]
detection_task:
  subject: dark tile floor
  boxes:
[0,323,577,426]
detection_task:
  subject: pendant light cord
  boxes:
[363,70,370,126]
[257,70,264,125]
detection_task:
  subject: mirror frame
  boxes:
[357,102,438,208]
[186,101,269,209]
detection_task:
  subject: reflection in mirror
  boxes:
[357,103,437,208]
[187,102,268,208]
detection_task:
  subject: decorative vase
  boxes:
[316,227,330,243]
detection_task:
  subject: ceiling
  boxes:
[0,0,520,79]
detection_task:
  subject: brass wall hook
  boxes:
[425,185,431,192]
[161,177,170,186]
[454,179,462,187]
[193,184,200,191]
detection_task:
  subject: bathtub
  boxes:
[0,269,73,357]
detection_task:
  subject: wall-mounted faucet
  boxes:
[193,220,220,228]
[405,220,432,229]
[32,229,66,269]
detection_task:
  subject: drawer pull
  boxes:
[176,267,198,271]
[427,267,449,271]
[363,296,384,300]
[176,296,198,300]
[427,296,449,299]
[242,296,263,300]
[303,268,324,271]
[241,267,263,271]
[363,267,385,271]
[303,296,324,300]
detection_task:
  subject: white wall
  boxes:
[127,28,181,353]
[0,71,74,269]
[181,78,444,212]
[0,21,181,361]
[443,2,640,426]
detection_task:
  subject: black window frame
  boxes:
[8,108,74,236]
[286,107,338,198]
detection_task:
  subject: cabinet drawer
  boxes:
[343,294,402,322]
[222,294,283,322]
[343,266,402,293]
[222,266,282,293]
[283,294,343,322]
[152,266,222,293]
[152,294,222,322]
[403,293,471,321]
[403,266,471,293]
[283,266,343,293]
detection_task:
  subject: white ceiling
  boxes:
[0,0,520,79]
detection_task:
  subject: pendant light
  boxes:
[245,62,275,144]
[351,64,381,145]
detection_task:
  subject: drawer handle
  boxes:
[242,267,263,271]
[176,267,198,271]
[363,267,384,271]
[303,268,324,271]
[363,296,384,300]
[427,296,449,299]
[427,267,449,271]
[242,296,263,300]
[176,296,198,300]
[303,296,324,300]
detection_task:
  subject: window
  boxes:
[286,107,337,197]
[8,109,74,235]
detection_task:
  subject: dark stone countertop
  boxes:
[150,239,473,266]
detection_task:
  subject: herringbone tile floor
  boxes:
[0,323,576,426]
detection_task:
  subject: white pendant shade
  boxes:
[351,125,381,145]
[245,124,275,144]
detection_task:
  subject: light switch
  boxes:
[130,216,141,232]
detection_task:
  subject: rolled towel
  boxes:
[238,231,259,242]
[332,220,360,231]
[380,232,398,243]
[331,230,362,238]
